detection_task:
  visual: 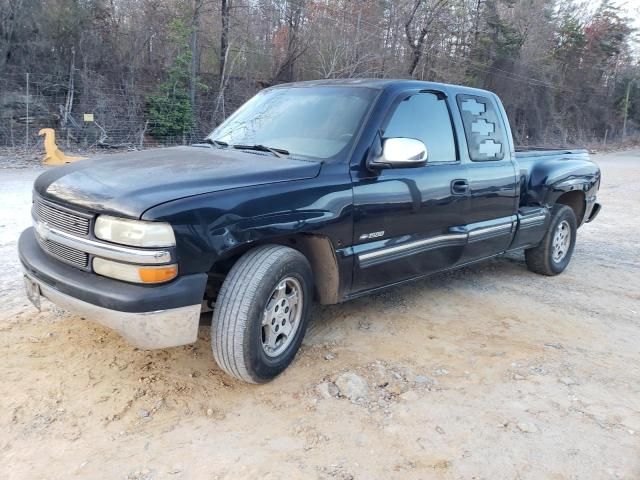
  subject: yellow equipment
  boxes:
[38,128,86,165]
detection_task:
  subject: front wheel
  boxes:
[211,245,313,383]
[525,205,577,276]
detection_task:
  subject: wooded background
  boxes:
[1,0,638,150]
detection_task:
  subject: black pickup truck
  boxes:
[19,79,601,383]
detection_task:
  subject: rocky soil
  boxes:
[0,150,639,479]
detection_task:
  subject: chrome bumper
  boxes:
[24,272,201,349]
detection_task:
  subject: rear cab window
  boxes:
[456,94,506,161]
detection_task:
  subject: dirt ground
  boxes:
[0,150,638,480]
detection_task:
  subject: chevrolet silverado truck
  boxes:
[19,79,601,383]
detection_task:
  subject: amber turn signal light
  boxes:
[93,257,178,284]
[138,265,178,283]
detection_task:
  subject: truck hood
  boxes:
[34,146,322,218]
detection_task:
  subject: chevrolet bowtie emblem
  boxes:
[35,221,49,240]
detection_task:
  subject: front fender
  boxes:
[199,209,340,266]
[141,169,355,276]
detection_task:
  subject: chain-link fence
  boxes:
[0,72,257,152]
[2,71,637,154]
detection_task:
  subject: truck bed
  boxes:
[515,148,589,160]
[513,148,596,210]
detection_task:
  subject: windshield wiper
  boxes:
[203,138,229,148]
[232,144,289,158]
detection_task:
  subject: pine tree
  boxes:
[147,20,194,142]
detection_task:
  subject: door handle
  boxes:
[451,179,469,195]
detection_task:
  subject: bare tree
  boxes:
[190,0,205,109]
[272,0,308,84]
[219,0,231,79]
[404,0,450,77]
[0,0,638,148]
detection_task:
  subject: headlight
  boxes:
[93,258,178,284]
[94,215,175,247]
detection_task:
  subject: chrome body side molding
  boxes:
[356,215,518,268]
[358,233,467,268]
[518,214,547,229]
[467,221,514,243]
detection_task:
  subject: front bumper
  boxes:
[19,228,207,349]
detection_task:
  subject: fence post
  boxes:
[622,79,632,138]
[25,72,30,150]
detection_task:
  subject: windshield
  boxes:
[207,86,377,160]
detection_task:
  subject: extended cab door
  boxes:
[350,90,469,293]
[454,93,518,263]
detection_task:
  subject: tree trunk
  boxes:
[272,0,305,84]
[219,0,231,79]
[405,0,426,77]
[405,0,449,77]
[189,0,203,110]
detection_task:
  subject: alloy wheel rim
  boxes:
[552,220,571,263]
[261,277,303,357]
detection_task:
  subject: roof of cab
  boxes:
[271,78,495,97]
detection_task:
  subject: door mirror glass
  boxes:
[369,137,428,169]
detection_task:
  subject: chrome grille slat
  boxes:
[31,196,174,270]
[40,239,89,268]
[33,199,90,236]
[32,197,92,269]
[43,242,86,260]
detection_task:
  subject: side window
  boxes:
[456,94,506,161]
[383,92,457,163]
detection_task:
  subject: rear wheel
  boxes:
[211,245,313,383]
[525,205,577,276]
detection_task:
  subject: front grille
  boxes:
[33,199,90,236]
[40,238,89,269]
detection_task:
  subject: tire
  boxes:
[211,245,313,383]
[525,205,577,276]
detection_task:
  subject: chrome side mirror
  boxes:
[368,137,428,169]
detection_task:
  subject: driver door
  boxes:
[350,90,469,293]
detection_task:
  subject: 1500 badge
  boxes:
[359,231,385,241]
